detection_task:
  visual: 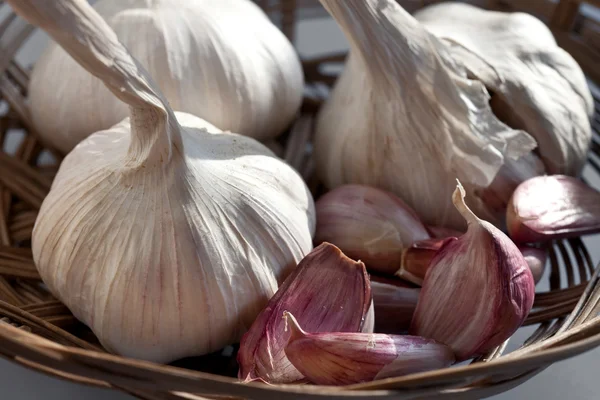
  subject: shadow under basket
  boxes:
[1,0,600,399]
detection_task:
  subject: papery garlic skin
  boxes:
[17,0,315,364]
[30,0,304,153]
[416,3,593,176]
[410,182,534,361]
[283,312,454,385]
[315,184,430,275]
[315,0,537,229]
[33,113,315,363]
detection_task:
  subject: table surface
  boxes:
[1,6,599,399]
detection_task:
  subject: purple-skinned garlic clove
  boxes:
[237,242,373,384]
[507,175,600,243]
[520,246,548,284]
[397,237,456,286]
[315,184,431,275]
[371,280,420,334]
[283,312,454,385]
[410,180,535,361]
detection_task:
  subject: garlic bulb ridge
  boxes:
[11,0,315,363]
[30,0,304,153]
[315,0,538,229]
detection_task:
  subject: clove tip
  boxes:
[282,311,306,340]
[452,179,478,224]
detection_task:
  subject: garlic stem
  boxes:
[10,0,181,167]
[318,0,423,79]
[452,180,480,225]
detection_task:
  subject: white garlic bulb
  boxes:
[29,0,304,153]
[315,0,538,229]
[415,2,593,176]
[12,0,315,363]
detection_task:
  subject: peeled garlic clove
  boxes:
[520,246,547,284]
[283,312,454,385]
[427,225,464,239]
[410,181,535,361]
[30,0,304,153]
[416,3,593,176]
[315,0,537,230]
[397,237,456,286]
[315,184,430,275]
[237,243,373,384]
[15,0,315,363]
[507,175,600,243]
[371,280,419,334]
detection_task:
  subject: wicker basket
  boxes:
[1,0,600,399]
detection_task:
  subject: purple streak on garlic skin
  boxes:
[315,184,430,275]
[410,181,535,362]
[520,246,547,284]
[283,312,454,385]
[237,242,372,384]
[507,175,600,243]
[371,281,420,334]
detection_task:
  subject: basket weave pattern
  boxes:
[0,0,600,399]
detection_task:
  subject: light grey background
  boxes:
[1,3,599,399]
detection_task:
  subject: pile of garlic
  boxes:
[8,0,598,388]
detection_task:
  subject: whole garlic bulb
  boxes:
[415,2,593,176]
[29,0,304,153]
[12,0,315,363]
[315,0,538,229]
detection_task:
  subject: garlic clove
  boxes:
[371,280,420,334]
[14,0,315,363]
[507,175,600,243]
[237,243,373,384]
[315,184,430,275]
[476,153,546,225]
[410,181,535,361]
[283,312,454,385]
[397,237,456,286]
[520,246,548,284]
[416,3,593,176]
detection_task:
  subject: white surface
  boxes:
[1,6,599,400]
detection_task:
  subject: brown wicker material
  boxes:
[1,0,600,399]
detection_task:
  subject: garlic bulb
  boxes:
[415,2,593,176]
[315,0,538,229]
[29,0,304,153]
[12,0,315,363]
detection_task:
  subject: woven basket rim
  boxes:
[1,316,600,397]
